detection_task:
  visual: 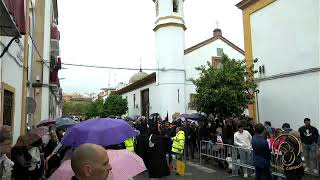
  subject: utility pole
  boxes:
[21,0,31,135]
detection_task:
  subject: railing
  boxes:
[199,140,308,178]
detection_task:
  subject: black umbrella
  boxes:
[188,113,206,121]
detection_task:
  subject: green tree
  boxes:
[192,54,257,119]
[85,98,105,117]
[63,101,75,115]
[104,94,128,117]
[63,101,91,116]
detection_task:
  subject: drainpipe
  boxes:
[21,0,31,135]
[26,1,35,129]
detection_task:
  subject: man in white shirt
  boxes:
[234,123,252,178]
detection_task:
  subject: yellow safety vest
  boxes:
[124,137,135,152]
[172,131,185,154]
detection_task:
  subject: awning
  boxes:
[0,0,21,37]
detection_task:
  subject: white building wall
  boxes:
[251,0,319,77]
[0,36,24,143]
[154,0,186,120]
[122,83,162,118]
[184,38,245,114]
[250,0,320,129]
[257,73,319,130]
[184,39,245,80]
[41,0,52,120]
[156,0,184,18]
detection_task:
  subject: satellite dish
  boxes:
[26,97,36,114]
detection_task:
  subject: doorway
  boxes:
[141,89,149,119]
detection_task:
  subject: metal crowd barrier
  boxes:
[199,140,286,178]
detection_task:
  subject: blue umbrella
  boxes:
[188,113,206,121]
[179,114,189,119]
[55,117,76,129]
[61,118,139,148]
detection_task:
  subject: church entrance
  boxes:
[141,89,149,119]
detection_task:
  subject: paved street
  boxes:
[134,160,246,180]
[134,159,319,180]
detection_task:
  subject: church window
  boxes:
[177,89,180,103]
[133,94,136,109]
[212,56,223,69]
[156,1,159,16]
[217,48,224,57]
[173,0,179,13]
[189,94,196,110]
[3,89,14,126]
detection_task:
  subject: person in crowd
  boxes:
[283,130,304,180]
[56,128,65,142]
[124,121,136,152]
[171,127,185,162]
[212,127,225,168]
[0,126,14,180]
[71,143,112,180]
[135,125,150,170]
[198,121,209,147]
[269,128,284,151]
[44,131,60,177]
[184,122,192,160]
[252,123,272,180]
[189,122,197,159]
[11,135,32,180]
[264,121,275,138]
[224,119,236,145]
[159,121,174,170]
[44,131,59,158]
[245,118,255,136]
[146,126,170,178]
[0,125,13,158]
[28,138,43,180]
[234,122,252,178]
[298,118,319,174]
[282,123,292,134]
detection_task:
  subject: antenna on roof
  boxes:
[139,57,142,72]
[108,71,111,87]
[216,21,219,29]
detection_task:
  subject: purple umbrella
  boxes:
[37,118,55,127]
[61,118,139,148]
[27,126,49,145]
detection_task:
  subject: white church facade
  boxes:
[115,0,245,120]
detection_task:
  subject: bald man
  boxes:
[71,144,112,180]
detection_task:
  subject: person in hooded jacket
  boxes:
[146,125,170,178]
[11,135,32,180]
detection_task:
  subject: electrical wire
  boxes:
[28,33,50,68]
[59,62,184,72]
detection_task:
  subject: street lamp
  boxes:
[247,87,260,123]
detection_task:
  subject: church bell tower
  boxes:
[153,0,186,121]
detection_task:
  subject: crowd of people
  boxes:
[0,125,70,180]
[128,115,320,180]
[0,114,320,180]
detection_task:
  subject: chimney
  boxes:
[213,28,222,37]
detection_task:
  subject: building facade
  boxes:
[237,0,320,129]
[0,0,63,143]
[116,0,245,120]
[31,0,62,127]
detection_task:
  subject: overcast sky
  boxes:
[58,0,244,95]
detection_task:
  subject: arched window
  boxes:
[173,0,179,13]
